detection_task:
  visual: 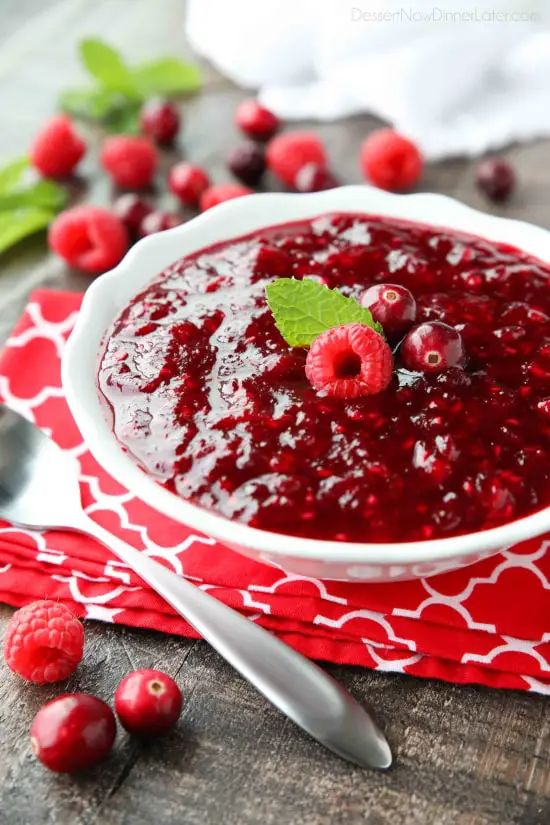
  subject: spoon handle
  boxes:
[78,514,391,770]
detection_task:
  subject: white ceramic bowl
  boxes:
[63,186,550,582]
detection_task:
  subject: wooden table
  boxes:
[1,2,549,823]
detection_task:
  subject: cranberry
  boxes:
[294,163,339,192]
[401,321,465,373]
[139,211,181,237]
[169,162,210,207]
[140,99,181,145]
[199,184,253,211]
[360,129,423,192]
[361,283,417,336]
[113,193,153,237]
[235,99,279,141]
[30,694,116,773]
[115,669,182,736]
[476,157,516,202]
[227,142,266,186]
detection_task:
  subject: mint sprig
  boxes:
[60,39,202,133]
[266,278,383,348]
[0,156,67,255]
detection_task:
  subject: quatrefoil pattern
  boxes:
[0,291,548,694]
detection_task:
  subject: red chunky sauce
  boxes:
[98,213,550,542]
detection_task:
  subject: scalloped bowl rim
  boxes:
[62,185,550,566]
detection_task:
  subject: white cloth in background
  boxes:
[186,0,550,159]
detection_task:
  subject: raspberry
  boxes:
[200,183,253,212]
[227,141,266,186]
[100,135,158,188]
[31,694,116,772]
[49,205,129,273]
[3,600,84,683]
[267,131,327,187]
[140,98,180,145]
[360,129,423,192]
[139,210,181,237]
[476,157,516,202]
[168,162,210,207]
[114,669,183,736]
[30,115,86,178]
[305,323,393,398]
[235,99,279,141]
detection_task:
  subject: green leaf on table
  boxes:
[132,57,202,97]
[80,38,137,96]
[0,179,67,212]
[265,278,384,348]
[60,87,124,120]
[0,156,29,194]
[0,208,53,255]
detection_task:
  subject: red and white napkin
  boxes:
[1,290,548,694]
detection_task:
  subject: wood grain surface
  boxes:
[0,2,549,823]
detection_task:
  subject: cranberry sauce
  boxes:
[98,214,550,542]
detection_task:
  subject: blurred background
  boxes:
[1,0,550,340]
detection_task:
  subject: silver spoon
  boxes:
[0,404,391,770]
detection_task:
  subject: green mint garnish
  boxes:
[0,157,67,256]
[60,39,201,134]
[265,278,383,348]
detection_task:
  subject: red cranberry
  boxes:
[401,321,465,373]
[30,694,116,773]
[476,157,516,202]
[235,99,279,142]
[115,669,182,736]
[113,193,153,237]
[140,99,181,145]
[294,163,339,192]
[361,283,417,336]
[169,162,210,207]
[139,211,181,237]
[227,142,266,186]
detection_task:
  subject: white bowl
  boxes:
[62,186,550,582]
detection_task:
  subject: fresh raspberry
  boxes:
[267,131,327,187]
[31,694,116,772]
[200,183,253,212]
[140,98,180,145]
[49,205,129,273]
[227,141,266,186]
[139,210,181,237]
[305,323,393,398]
[235,99,279,142]
[3,600,84,684]
[100,135,158,188]
[115,669,183,736]
[30,115,86,178]
[360,129,423,192]
[168,162,210,207]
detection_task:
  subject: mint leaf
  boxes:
[0,179,66,212]
[266,278,384,347]
[0,208,53,255]
[0,157,29,194]
[80,39,137,96]
[60,87,123,119]
[132,58,201,97]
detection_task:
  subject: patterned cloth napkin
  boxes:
[0,290,548,694]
